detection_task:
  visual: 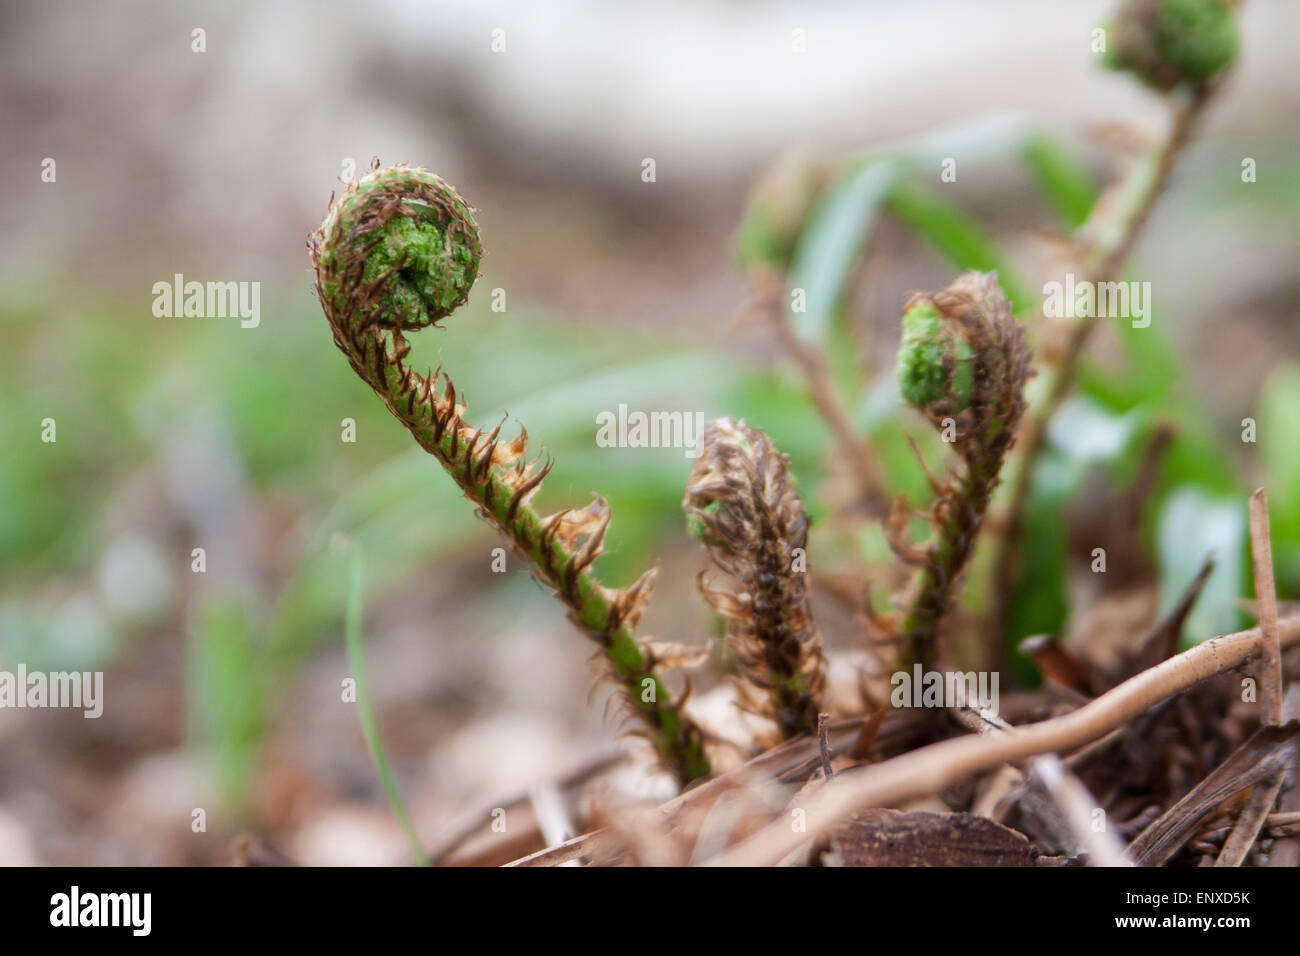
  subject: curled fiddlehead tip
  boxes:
[896,271,1031,450]
[1102,0,1237,91]
[898,299,974,413]
[310,160,483,336]
[683,418,826,743]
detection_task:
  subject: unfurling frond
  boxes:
[684,418,826,743]
[310,161,710,783]
[893,272,1032,671]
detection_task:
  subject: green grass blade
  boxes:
[884,180,1031,313]
[188,596,264,812]
[788,159,902,346]
[342,545,430,866]
[1023,133,1099,230]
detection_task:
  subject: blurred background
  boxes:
[1,0,1299,865]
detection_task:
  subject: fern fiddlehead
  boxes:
[309,161,710,783]
[683,418,826,744]
[890,272,1032,673]
[1102,0,1237,92]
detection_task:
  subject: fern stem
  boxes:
[989,81,1217,648]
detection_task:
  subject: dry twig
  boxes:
[1249,489,1283,727]
[1129,725,1296,866]
[708,616,1300,866]
[1214,771,1286,867]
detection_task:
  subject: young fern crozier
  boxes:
[683,419,826,743]
[891,272,1031,672]
[1102,0,1237,92]
[309,161,710,783]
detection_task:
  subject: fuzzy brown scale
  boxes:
[310,162,711,783]
[889,272,1032,673]
[684,418,827,743]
